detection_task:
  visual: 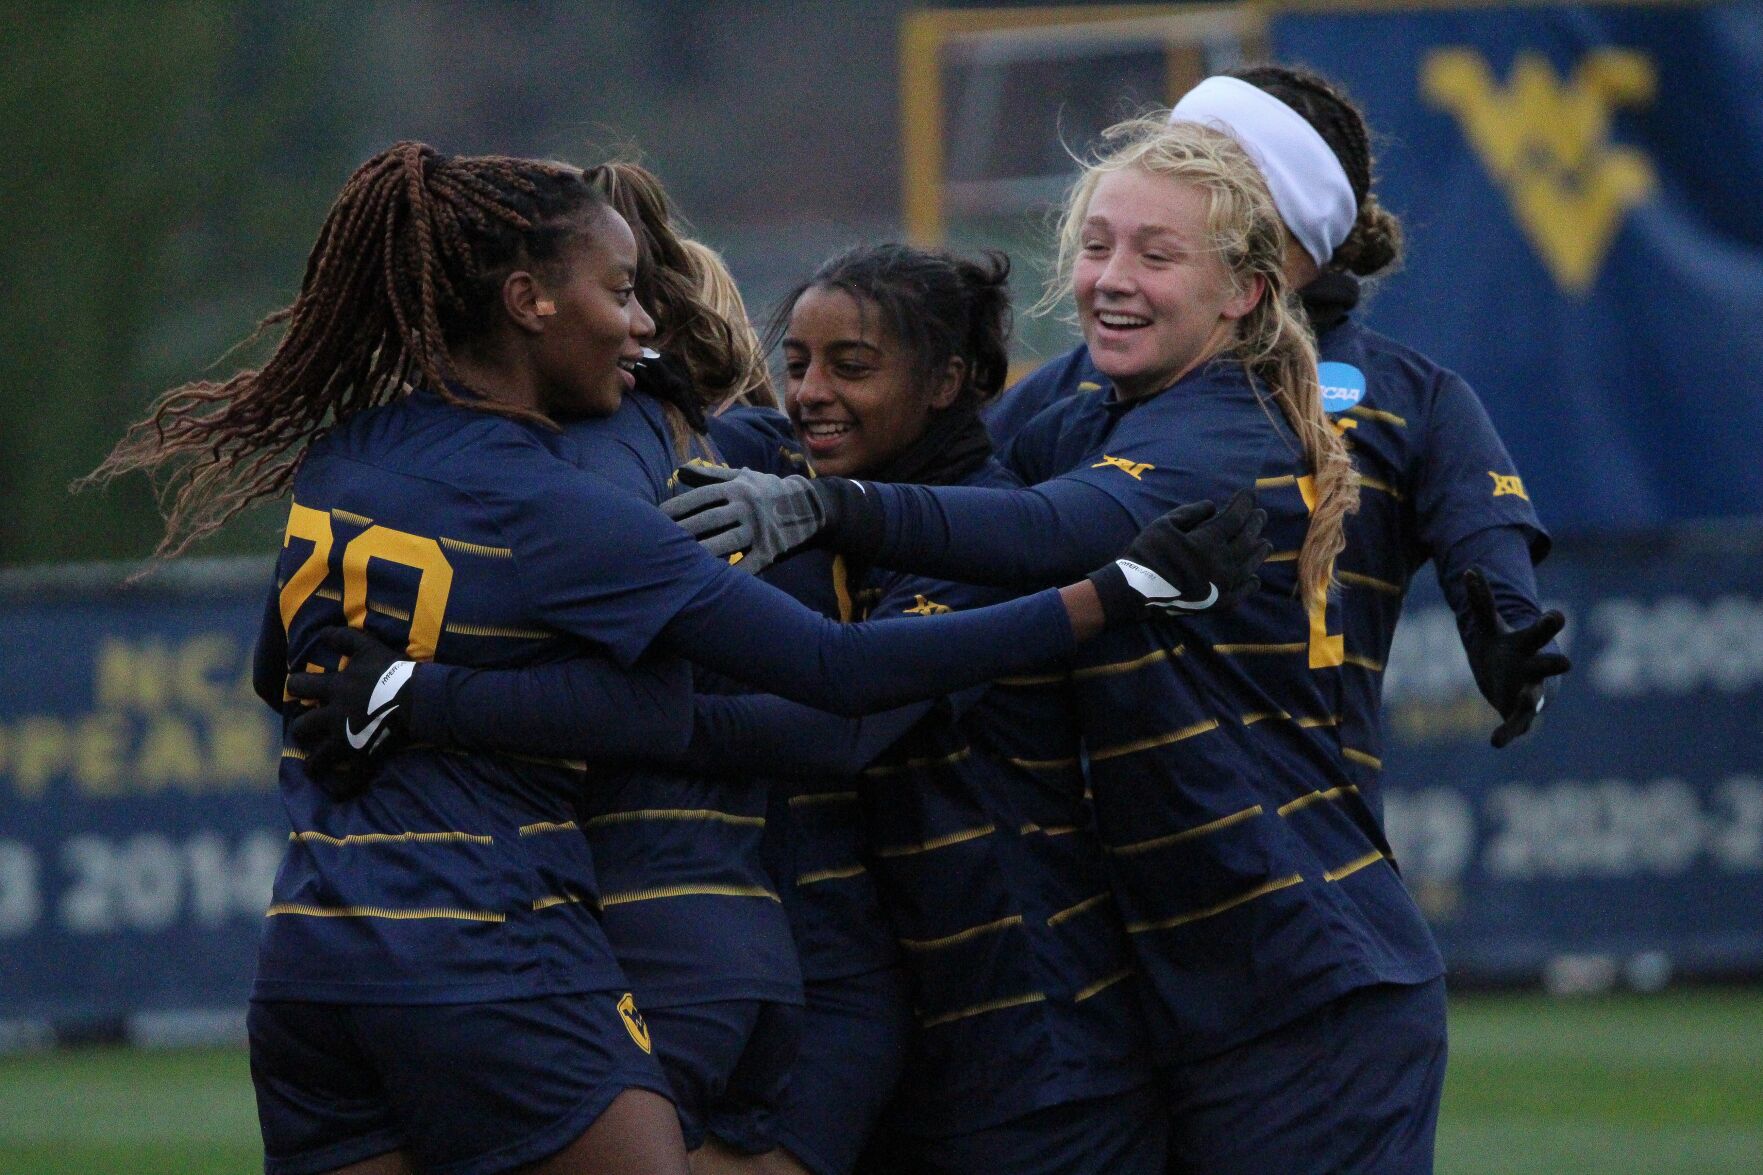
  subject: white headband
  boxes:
[1168,76,1358,268]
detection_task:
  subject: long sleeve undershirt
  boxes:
[853,478,1142,587]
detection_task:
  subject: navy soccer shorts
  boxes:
[863,1083,1168,1175]
[1160,976,1449,1175]
[775,965,915,1175]
[249,991,672,1175]
[642,998,803,1153]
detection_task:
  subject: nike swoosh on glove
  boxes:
[1086,489,1271,626]
[286,626,416,798]
[662,464,834,573]
[1462,567,1571,748]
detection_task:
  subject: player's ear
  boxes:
[1221,273,1264,322]
[929,357,965,410]
[503,271,552,334]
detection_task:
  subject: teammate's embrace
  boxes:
[83,142,1266,1175]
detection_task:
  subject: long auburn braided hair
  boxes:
[79,142,612,559]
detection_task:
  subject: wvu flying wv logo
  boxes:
[1092,454,1155,480]
[903,594,952,615]
[1489,472,1530,501]
[617,992,652,1054]
[1422,47,1657,294]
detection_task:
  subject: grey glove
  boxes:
[662,465,834,573]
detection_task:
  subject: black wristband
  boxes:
[1085,561,1138,628]
[810,477,887,560]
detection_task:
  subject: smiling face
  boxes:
[531,205,655,417]
[1074,167,1261,400]
[782,285,955,478]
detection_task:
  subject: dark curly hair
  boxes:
[767,244,1014,411]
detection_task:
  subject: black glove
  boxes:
[1087,490,1270,625]
[633,349,706,433]
[286,626,416,796]
[1462,567,1571,748]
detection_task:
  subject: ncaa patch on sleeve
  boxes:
[1318,362,1367,414]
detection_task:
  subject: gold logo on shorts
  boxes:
[617,992,652,1054]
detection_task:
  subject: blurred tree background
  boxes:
[0,0,961,568]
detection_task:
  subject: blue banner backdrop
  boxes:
[0,567,283,1027]
[1380,523,1763,981]
[4,525,1761,1027]
[1270,0,1763,535]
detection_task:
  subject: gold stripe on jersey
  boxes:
[1255,474,1298,490]
[600,883,781,908]
[1089,718,1220,763]
[1324,850,1389,882]
[1360,476,1404,499]
[863,747,972,777]
[367,599,411,622]
[1347,404,1407,427]
[832,554,854,622]
[797,863,868,886]
[583,808,765,829]
[438,537,514,559]
[519,821,579,836]
[1343,747,1384,770]
[1072,643,1184,680]
[1339,570,1402,595]
[899,913,1022,952]
[1213,641,1306,655]
[873,823,995,859]
[920,990,1047,1029]
[266,903,505,923]
[1344,652,1386,672]
[1047,892,1110,927]
[1126,873,1304,933]
[290,830,494,847]
[532,892,588,911]
[1107,804,1263,857]
[1245,710,1341,729]
[788,791,859,808]
[994,670,1067,686]
[1075,967,1135,1002]
[1265,549,1299,562]
[281,747,307,760]
[442,620,550,640]
[1020,822,1079,837]
[1005,754,1079,772]
[1277,785,1361,817]
[331,508,374,527]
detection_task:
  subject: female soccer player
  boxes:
[761,244,1162,1175]
[665,117,1469,1172]
[992,66,1568,757]
[84,143,1256,1175]
[295,242,1166,1175]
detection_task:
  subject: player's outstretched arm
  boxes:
[285,627,694,786]
[1459,566,1571,748]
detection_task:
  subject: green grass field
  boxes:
[1,991,1758,1174]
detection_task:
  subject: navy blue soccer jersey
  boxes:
[849,361,1447,1063]
[990,305,1552,824]
[709,406,901,986]
[259,391,728,1004]
[557,395,800,1008]
[854,459,1149,1135]
[1314,315,1548,810]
